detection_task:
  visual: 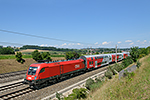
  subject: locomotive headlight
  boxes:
[34,76,37,80]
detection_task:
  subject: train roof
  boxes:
[80,52,129,59]
[80,54,111,59]
[30,59,84,68]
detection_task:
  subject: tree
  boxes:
[130,46,140,62]
[32,50,43,61]
[139,48,149,55]
[0,46,2,49]
[41,52,52,61]
[32,50,52,61]
[65,51,80,60]
[0,47,15,54]
[122,56,133,68]
[16,52,25,64]
[95,52,99,54]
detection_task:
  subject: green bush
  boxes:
[95,77,102,83]
[56,92,63,100]
[85,78,95,90]
[139,54,145,58]
[64,88,88,100]
[122,56,133,68]
[105,69,113,79]
[108,66,117,75]
[89,80,103,92]
[136,61,142,68]
[114,63,123,72]
[15,52,25,64]
[130,46,140,62]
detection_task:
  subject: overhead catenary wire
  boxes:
[0,41,24,46]
[0,29,93,45]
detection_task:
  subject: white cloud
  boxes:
[77,43,81,45]
[129,42,134,45]
[118,41,121,44]
[95,42,98,45]
[141,40,147,44]
[102,41,109,45]
[40,44,48,47]
[61,43,67,46]
[125,40,132,42]
[144,40,147,42]
[68,43,75,46]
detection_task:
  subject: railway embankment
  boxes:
[85,54,150,100]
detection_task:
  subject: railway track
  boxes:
[0,80,36,100]
[0,81,24,93]
[0,86,34,100]
[0,70,26,79]
[0,70,27,84]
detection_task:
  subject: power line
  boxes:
[0,41,24,46]
[0,29,93,45]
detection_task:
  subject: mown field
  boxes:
[85,55,150,100]
[0,57,65,74]
[20,49,65,55]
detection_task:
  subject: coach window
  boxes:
[109,57,111,60]
[39,68,45,73]
[91,57,93,60]
[89,62,91,64]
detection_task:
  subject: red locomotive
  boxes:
[24,52,129,88]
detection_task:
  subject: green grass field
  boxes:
[0,55,32,59]
[85,55,150,100]
[0,54,65,59]
[0,55,16,59]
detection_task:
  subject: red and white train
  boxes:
[24,52,129,88]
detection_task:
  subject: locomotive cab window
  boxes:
[39,68,45,73]
[28,67,38,75]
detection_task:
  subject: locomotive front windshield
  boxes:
[28,67,38,75]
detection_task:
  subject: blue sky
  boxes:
[0,0,150,49]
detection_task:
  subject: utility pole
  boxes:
[115,45,117,63]
[90,46,92,55]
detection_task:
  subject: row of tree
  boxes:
[130,46,150,62]
[15,49,80,64]
[20,45,78,52]
[0,47,15,54]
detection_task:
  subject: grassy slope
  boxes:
[0,57,65,74]
[86,55,150,100]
